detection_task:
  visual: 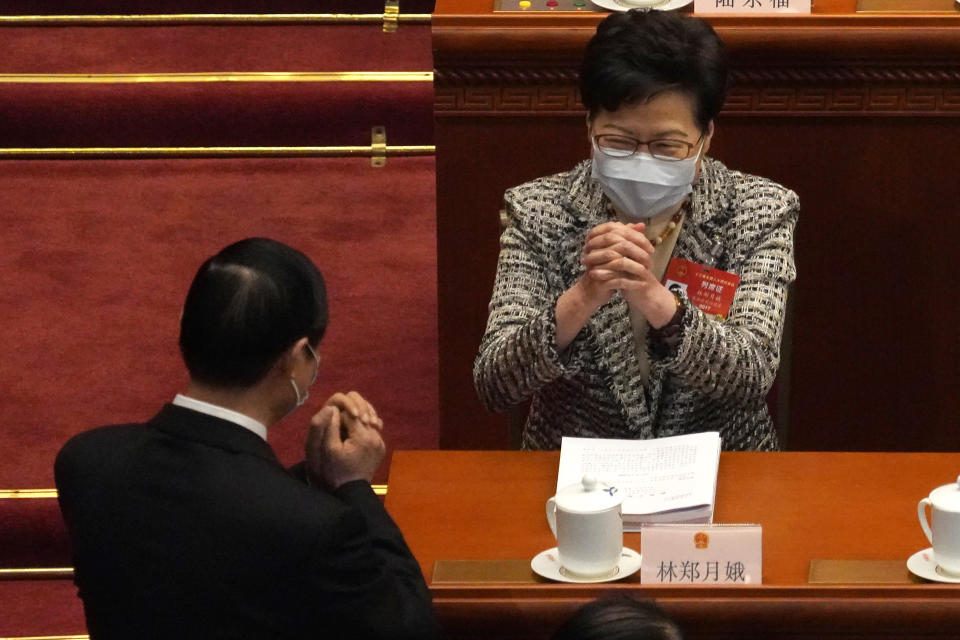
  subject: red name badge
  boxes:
[664,258,739,320]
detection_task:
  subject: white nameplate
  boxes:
[694,0,811,14]
[640,524,762,584]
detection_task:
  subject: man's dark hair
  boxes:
[179,237,327,388]
[551,596,682,640]
[579,9,729,131]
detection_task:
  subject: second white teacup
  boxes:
[546,474,623,578]
[918,475,960,576]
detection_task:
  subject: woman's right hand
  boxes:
[572,269,616,312]
[556,278,603,353]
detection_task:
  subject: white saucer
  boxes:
[907,548,960,584]
[590,0,693,13]
[531,547,641,583]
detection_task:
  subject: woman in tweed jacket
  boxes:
[474,11,798,451]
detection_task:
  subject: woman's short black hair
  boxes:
[551,595,682,640]
[179,237,328,388]
[579,9,729,131]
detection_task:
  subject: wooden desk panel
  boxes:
[432,0,960,451]
[386,450,960,639]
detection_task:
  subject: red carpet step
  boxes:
[0,580,85,638]
[0,25,433,74]
[0,23,434,146]
[0,80,433,147]
[0,156,438,490]
[0,498,71,567]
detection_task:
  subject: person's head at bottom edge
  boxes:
[551,595,683,640]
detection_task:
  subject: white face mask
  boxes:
[591,140,702,221]
[290,343,320,408]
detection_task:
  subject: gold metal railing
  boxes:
[0,71,433,84]
[0,635,89,640]
[0,568,74,579]
[0,13,431,27]
[0,146,435,165]
[0,489,58,499]
[0,485,387,497]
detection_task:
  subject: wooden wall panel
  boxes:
[711,117,959,450]
[436,116,587,448]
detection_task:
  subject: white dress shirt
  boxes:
[172,394,268,441]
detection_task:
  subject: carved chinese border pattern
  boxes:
[434,67,960,115]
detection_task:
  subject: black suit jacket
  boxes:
[55,404,439,639]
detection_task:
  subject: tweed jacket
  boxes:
[474,157,799,451]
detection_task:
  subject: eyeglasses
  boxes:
[593,133,703,162]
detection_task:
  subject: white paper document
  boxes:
[557,432,721,531]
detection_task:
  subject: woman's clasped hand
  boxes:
[578,221,678,328]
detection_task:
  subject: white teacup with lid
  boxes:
[546,473,623,578]
[918,475,960,576]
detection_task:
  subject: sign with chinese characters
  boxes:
[640,524,762,584]
[663,258,739,320]
[694,0,811,14]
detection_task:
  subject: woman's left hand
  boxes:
[580,221,678,329]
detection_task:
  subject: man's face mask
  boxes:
[290,343,320,408]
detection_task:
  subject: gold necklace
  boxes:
[651,207,685,247]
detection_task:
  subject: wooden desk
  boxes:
[432,0,960,452]
[386,450,960,639]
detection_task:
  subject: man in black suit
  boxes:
[55,238,439,639]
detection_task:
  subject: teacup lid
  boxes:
[555,473,623,514]
[929,476,960,512]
